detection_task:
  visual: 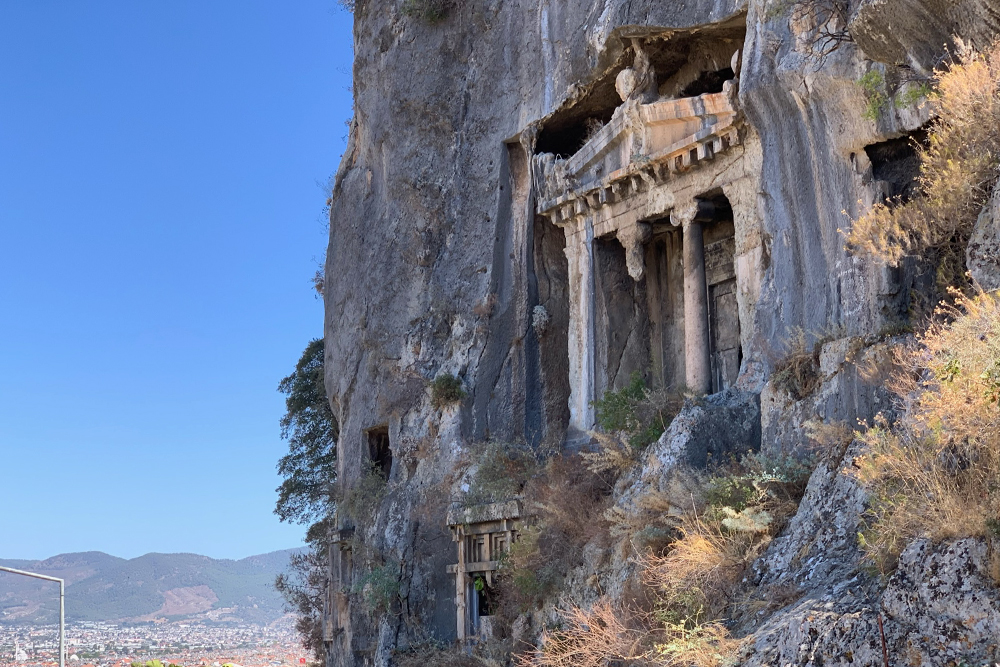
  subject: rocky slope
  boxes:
[322,0,1000,665]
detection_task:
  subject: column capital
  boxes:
[618,221,652,281]
[672,199,717,228]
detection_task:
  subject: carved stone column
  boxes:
[675,201,712,395]
[560,216,595,437]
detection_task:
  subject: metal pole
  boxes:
[0,566,65,667]
[59,579,65,667]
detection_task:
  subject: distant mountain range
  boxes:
[0,549,305,626]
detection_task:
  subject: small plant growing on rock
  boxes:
[338,463,388,526]
[352,561,400,615]
[858,69,889,120]
[401,0,451,23]
[431,373,466,408]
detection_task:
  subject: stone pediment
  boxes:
[535,88,741,222]
[446,499,522,528]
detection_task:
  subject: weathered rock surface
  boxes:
[614,388,761,519]
[969,181,1000,291]
[849,0,1000,73]
[322,0,1000,664]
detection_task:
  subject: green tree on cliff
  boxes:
[275,337,339,526]
[274,337,338,661]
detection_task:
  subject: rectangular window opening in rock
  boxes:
[861,128,941,324]
[863,128,928,204]
[366,426,392,479]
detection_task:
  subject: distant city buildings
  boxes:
[0,621,307,667]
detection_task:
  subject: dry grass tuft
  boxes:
[854,290,1000,572]
[846,40,1000,288]
[582,430,643,474]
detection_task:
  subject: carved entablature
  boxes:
[534,86,742,225]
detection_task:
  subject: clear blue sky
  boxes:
[0,1,353,560]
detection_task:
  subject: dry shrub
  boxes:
[846,41,1000,280]
[804,419,855,464]
[514,599,652,667]
[582,430,642,474]
[517,453,812,667]
[498,454,613,612]
[516,596,741,667]
[642,454,812,624]
[642,514,768,622]
[463,440,538,505]
[771,329,821,400]
[338,464,387,525]
[394,642,487,667]
[604,478,693,554]
[855,290,1000,571]
[527,454,613,545]
[655,621,742,667]
[511,448,815,667]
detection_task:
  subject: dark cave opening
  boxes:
[863,129,928,203]
[679,67,735,97]
[366,426,392,479]
[533,19,746,160]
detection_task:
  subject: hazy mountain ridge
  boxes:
[0,549,304,626]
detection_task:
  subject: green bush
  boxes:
[858,70,889,120]
[401,0,451,22]
[464,440,537,505]
[592,372,681,451]
[431,373,466,408]
[353,562,400,614]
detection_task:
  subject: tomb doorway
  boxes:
[701,194,741,392]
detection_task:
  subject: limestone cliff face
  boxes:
[323,0,1000,665]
